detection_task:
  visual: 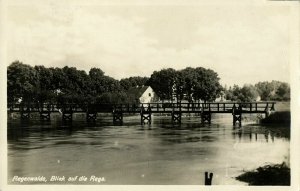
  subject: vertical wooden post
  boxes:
[204,172,213,185]
[271,102,275,111]
[40,104,51,121]
[265,103,269,111]
[201,111,211,124]
[21,104,30,120]
[232,104,242,127]
[86,103,97,122]
[113,111,123,124]
[62,104,73,122]
[171,111,181,124]
[140,104,152,125]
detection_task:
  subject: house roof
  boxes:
[127,86,150,98]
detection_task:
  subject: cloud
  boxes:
[7,4,290,86]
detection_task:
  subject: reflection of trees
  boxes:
[232,126,287,143]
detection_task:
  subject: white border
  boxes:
[1,0,299,191]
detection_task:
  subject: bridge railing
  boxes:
[7,101,276,113]
[138,102,275,113]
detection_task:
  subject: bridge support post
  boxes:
[40,104,51,121]
[113,111,123,124]
[20,105,30,120]
[233,113,242,126]
[232,104,242,127]
[62,112,73,121]
[86,112,97,122]
[141,111,151,125]
[204,172,213,185]
[62,105,73,122]
[40,111,50,121]
[172,111,182,124]
[201,111,211,124]
[140,104,152,125]
[21,111,30,120]
[86,104,97,122]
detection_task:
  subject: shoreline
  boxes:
[236,162,290,185]
[260,111,290,125]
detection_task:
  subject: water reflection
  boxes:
[231,125,289,143]
[7,115,290,185]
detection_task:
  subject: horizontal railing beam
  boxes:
[7,102,276,114]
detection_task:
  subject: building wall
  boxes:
[139,87,159,103]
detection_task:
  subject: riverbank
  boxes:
[236,163,290,185]
[260,111,290,125]
[260,101,290,125]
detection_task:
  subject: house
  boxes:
[127,86,159,103]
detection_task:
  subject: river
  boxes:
[7,114,290,185]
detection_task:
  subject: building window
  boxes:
[149,93,151,97]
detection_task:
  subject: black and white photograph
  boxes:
[1,0,299,190]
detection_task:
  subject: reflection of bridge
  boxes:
[8,102,276,126]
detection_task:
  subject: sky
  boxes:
[5,0,293,86]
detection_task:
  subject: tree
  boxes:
[255,81,275,101]
[275,83,290,101]
[178,67,223,102]
[7,61,39,103]
[148,67,223,102]
[7,61,225,104]
[59,66,90,103]
[147,68,178,100]
[225,84,258,102]
[255,81,290,101]
[34,65,55,104]
[191,67,223,102]
[120,76,149,90]
[96,92,131,104]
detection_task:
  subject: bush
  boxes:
[236,163,290,185]
[261,111,290,125]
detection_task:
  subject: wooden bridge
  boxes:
[7,102,276,126]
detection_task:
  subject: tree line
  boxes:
[7,61,290,105]
[7,61,148,105]
[224,81,290,102]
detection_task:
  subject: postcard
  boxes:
[1,0,299,191]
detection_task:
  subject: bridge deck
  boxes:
[8,102,276,114]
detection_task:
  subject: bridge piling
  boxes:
[20,105,30,120]
[232,104,242,127]
[141,111,151,125]
[140,104,152,125]
[86,104,97,122]
[40,111,50,121]
[62,112,73,121]
[86,112,97,122]
[113,111,123,124]
[62,105,73,122]
[204,172,213,185]
[172,111,182,124]
[201,112,211,124]
[21,111,30,120]
[39,104,51,121]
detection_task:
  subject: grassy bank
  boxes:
[236,163,290,185]
[260,102,290,125]
[274,101,290,112]
[260,111,290,125]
